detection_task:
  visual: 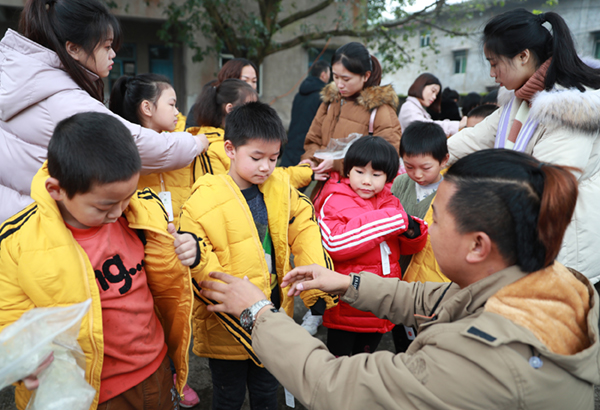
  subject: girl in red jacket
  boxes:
[313,136,428,356]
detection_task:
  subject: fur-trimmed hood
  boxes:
[320,82,399,111]
[498,86,600,134]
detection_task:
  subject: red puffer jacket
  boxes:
[313,173,428,333]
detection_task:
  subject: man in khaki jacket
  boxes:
[199,150,600,410]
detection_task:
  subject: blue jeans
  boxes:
[208,358,278,410]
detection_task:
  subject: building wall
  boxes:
[382,0,600,96]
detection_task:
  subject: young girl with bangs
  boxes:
[312,136,428,356]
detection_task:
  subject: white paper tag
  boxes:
[380,241,391,275]
[157,191,174,222]
[284,387,295,408]
[404,325,416,340]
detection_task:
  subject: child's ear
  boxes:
[140,100,154,118]
[441,154,450,168]
[224,140,236,160]
[45,177,66,201]
[225,103,234,114]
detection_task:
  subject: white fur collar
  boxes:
[497,86,600,134]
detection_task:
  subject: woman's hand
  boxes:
[312,159,334,176]
[459,116,468,130]
[22,352,54,390]
[282,264,351,297]
[200,272,267,317]
[194,133,209,154]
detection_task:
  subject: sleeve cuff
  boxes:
[341,273,360,304]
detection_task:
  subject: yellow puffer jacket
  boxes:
[0,165,194,410]
[136,113,194,225]
[402,198,450,284]
[179,169,337,363]
[187,125,315,189]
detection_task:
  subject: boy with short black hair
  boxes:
[180,101,337,410]
[466,104,498,127]
[391,120,450,353]
[0,112,195,410]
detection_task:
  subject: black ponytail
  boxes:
[108,74,172,125]
[483,8,600,91]
[193,79,257,128]
[19,0,121,101]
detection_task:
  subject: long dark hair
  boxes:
[445,149,578,272]
[332,42,382,89]
[194,79,257,128]
[408,73,442,113]
[109,74,172,125]
[484,8,600,91]
[19,0,121,101]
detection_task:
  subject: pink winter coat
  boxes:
[313,173,428,333]
[398,96,460,136]
[0,29,198,222]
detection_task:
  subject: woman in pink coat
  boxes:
[398,73,466,136]
[0,0,208,222]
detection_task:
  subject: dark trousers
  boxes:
[392,325,416,353]
[326,328,383,356]
[208,358,278,410]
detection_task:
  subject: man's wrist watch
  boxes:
[240,299,274,333]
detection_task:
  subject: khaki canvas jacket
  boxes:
[253,263,600,409]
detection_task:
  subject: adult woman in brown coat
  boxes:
[301,42,402,177]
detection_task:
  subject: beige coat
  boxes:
[448,87,600,283]
[253,263,600,410]
[301,83,401,172]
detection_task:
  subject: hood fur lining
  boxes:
[485,262,591,356]
[321,82,399,110]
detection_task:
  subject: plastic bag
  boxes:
[313,133,362,160]
[0,300,96,410]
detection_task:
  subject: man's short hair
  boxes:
[467,104,498,119]
[48,112,141,198]
[400,121,448,163]
[310,60,331,78]
[224,101,287,148]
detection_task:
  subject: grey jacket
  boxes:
[253,264,600,409]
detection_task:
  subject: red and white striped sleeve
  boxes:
[318,193,408,261]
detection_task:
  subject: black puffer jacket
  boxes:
[280,76,326,167]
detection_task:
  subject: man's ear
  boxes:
[224,140,236,160]
[65,41,83,62]
[45,177,66,201]
[465,231,492,264]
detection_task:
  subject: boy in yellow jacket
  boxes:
[0,113,197,410]
[179,102,337,410]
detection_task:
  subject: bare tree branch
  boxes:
[277,0,335,29]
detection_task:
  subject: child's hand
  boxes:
[313,170,330,181]
[22,351,54,390]
[299,159,316,168]
[168,223,198,266]
[194,133,209,154]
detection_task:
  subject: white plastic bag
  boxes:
[0,300,96,410]
[313,133,362,160]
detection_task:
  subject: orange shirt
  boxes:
[67,217,167,403]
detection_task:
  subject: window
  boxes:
[453,50,467,74]
[220,53,262,95]
[420,31,431,48]
[149,45,174,84]
[594,33,600,60]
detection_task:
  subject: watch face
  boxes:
[240,308,253,331]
